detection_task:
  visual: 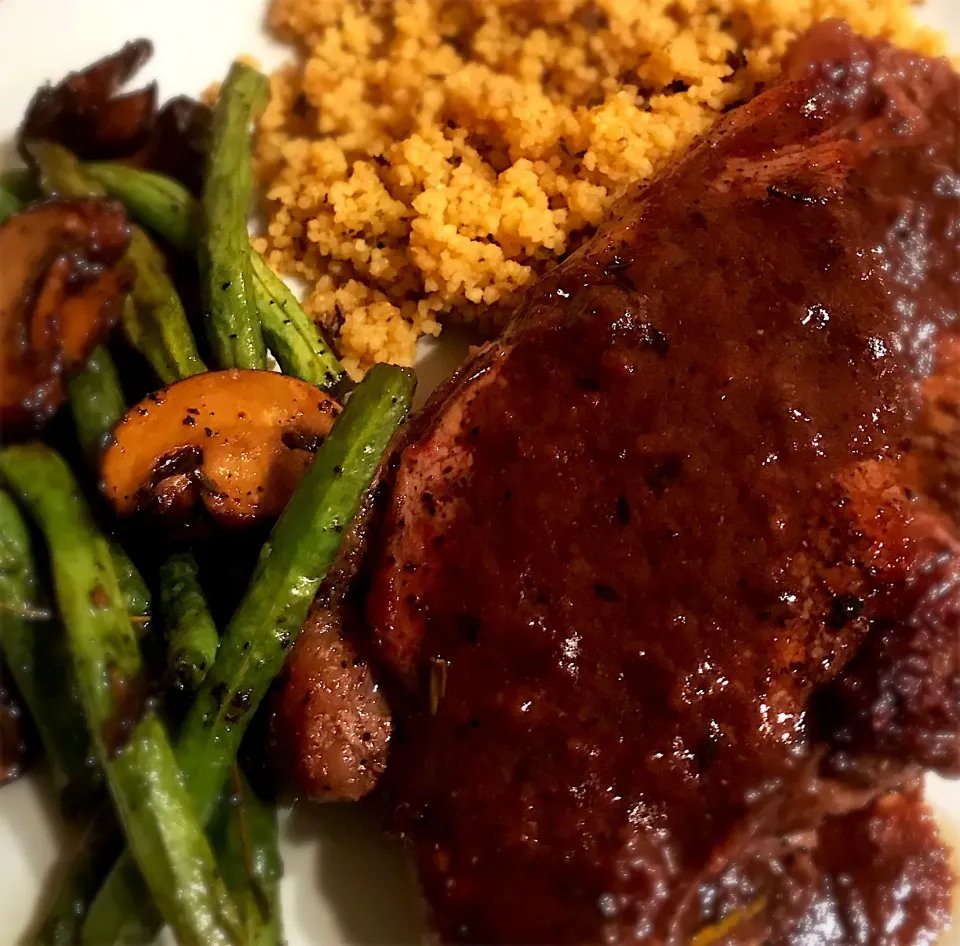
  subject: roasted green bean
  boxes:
[85,162,197,253]
[159,551,219,691]
[35,804,125,946]
[0,490,91,795]
[252,251,346,391]
[0,167,39,203]
[212,768,284,946]
[108,543,152,627]
[0,444,242,946]
[74,160,346,389]
[200,63,268,371]
[65,345,152,626]
[67,346,126,466]
[0,183,21,223]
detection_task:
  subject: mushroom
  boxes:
[140,96,212,196]
[0,198,133,432]
[101,370,341,529]
[19,40,157,162]
[19,42,212,195]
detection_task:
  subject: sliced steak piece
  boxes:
[267,596,391,800]
[267,489,392,801]
[365,20,960,944]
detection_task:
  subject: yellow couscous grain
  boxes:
[253,0,943,378]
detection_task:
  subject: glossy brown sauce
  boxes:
[699,788,953,945]
[373,22,960,943]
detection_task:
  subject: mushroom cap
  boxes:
[0,198,132,432]
[101,369,341,529]
[18,39,157,162]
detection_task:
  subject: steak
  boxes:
[359,20,960,944]
[694,783,953,945]
[268,489,392,801]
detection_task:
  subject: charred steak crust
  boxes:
[363,20,960,945]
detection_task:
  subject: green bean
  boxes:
[85,162,192,248]
[0,493,35,608]
[0,490,147,805]
[85,363,416,943]
[64,345,152,626]
[68,549,219,941]
[85,162,197,253]
[27,141,92,196]
[212,768,284,946]
[0,490,91,795]
[0,167,39,203]
[67,345,126,466]
[82,161,192,250]
[200,63,268,371]
[39,543,206,943]
[108,543,152,627]
[0,444,242,946]
[35,804,125,946]
[251,252,345,391]
[69,340,204,650]
[82,161,191,248]
[0,184,21,223]
[0,167,39,222]
[75,773,282,946]
[159,551,219,691]
[71,159,347,389]
[26,141,207,384]
[119,234,208,384]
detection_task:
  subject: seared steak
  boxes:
[268,491,392,801]
[695,783,953,945]
[267,594,390,800]
[361,20,960,944]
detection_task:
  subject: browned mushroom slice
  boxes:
[17,44,210,194]
[19,40,157,161]
[101,370,341,529]
[139,96,212,195]
[0,199,133,432]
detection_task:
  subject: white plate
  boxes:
[0,2,959,943]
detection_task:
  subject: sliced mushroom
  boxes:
[19,40,157,162]
[101,370,341,529]
[140,96,212,196]
[18,43,212,195]
[0,199,133,432]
